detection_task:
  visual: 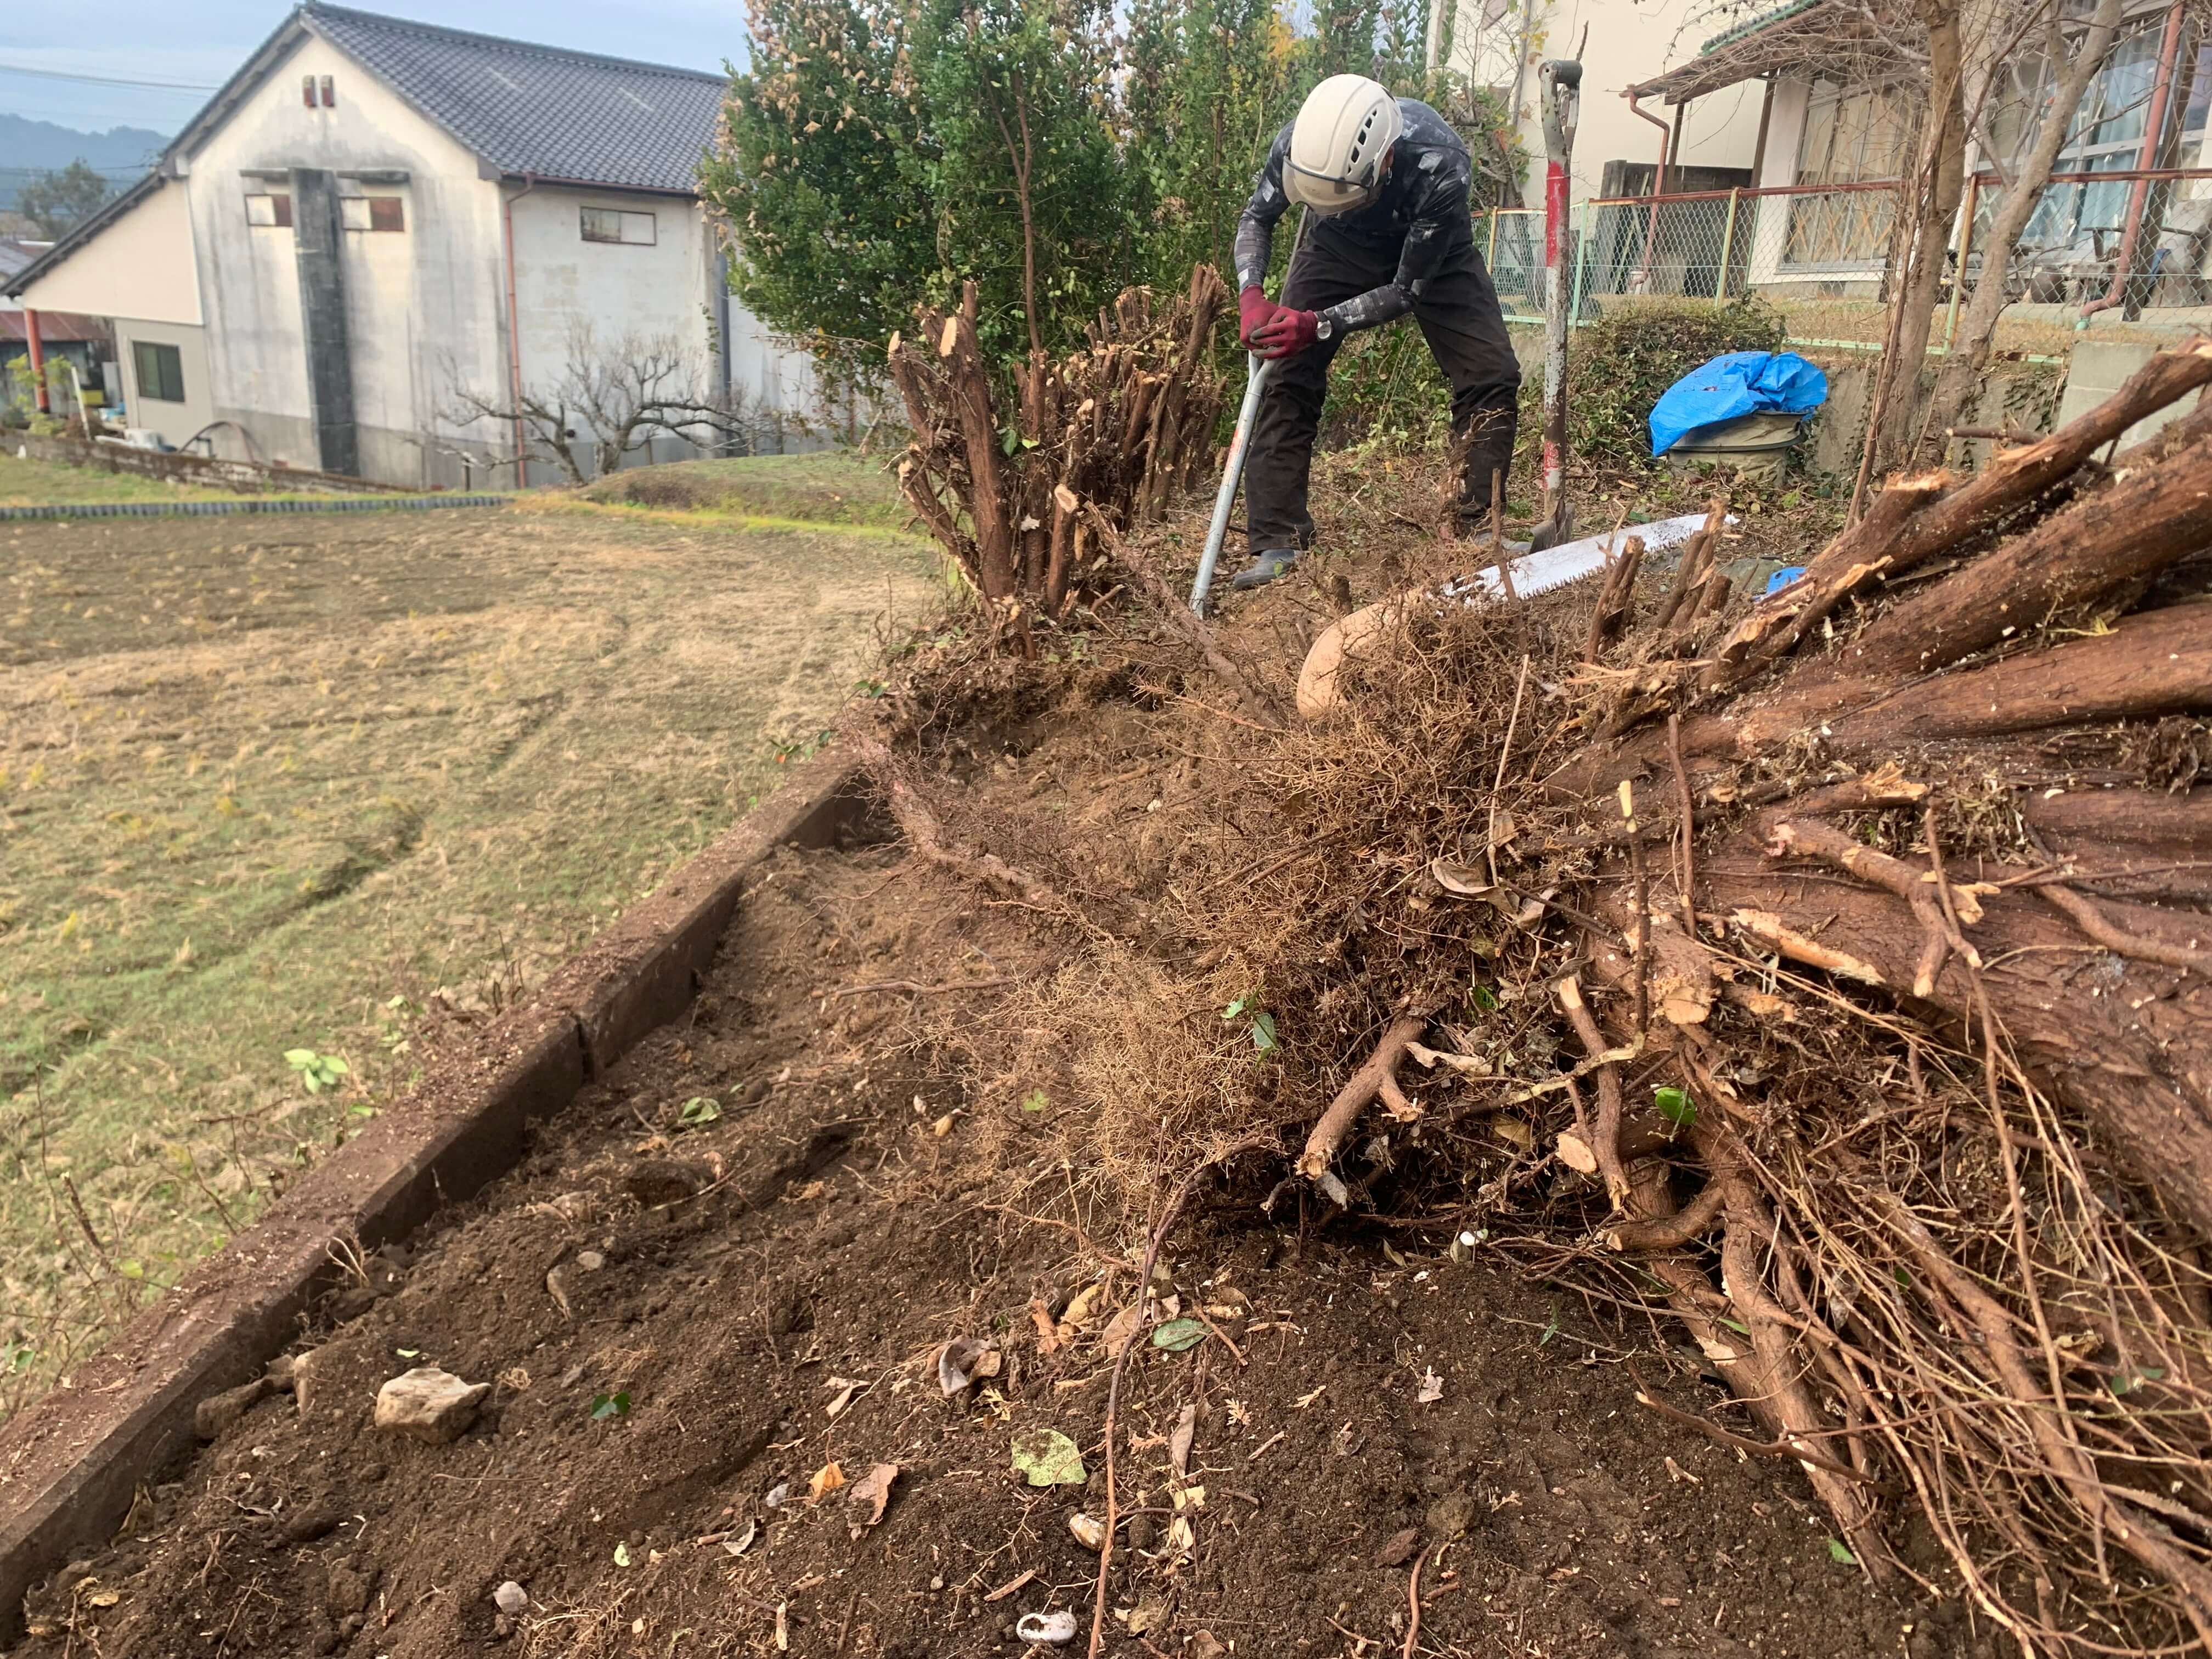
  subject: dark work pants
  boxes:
[1245,228,1521,551]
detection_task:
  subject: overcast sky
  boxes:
[0,0,746,135]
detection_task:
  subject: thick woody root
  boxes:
[1292,1014,1429,1188]
[851,735,1071,917]
[1242,345,2212,1650]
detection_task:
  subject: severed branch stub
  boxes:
[1765,819,1981,998]
[1294,1013,1430,1197]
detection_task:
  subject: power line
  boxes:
[0,63,219,93]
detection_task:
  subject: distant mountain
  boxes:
[0,115,171,208]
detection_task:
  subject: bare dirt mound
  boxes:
[18,778,1933,1658]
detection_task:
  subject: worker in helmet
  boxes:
[1229,74,1521,590]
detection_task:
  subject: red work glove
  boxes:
[1237,285,1284,351]
[1253,307,1320,360]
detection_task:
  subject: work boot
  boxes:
[1229,548,1299,590]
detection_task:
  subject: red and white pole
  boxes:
[1534,59,1581,549]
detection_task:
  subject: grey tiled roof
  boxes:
[301,3,727,194]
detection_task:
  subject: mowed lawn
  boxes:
[0,449,269,507]
[0,471,934,1404]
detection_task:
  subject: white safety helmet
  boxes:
[1284,75,1403,216]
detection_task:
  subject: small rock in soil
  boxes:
[292,1346,330,1415]
[325,1559,378,1619]
[283,1504,344,1544]
[576,1250,607,1272]
[493,1581,529,1615]
[373,1367,490,1444]
[194,1375,267,1441]
[1374,1526,1421,1567]
[1425,1490,1475,1541]
[1124,1514,1157,1551]
[624,1158,713,1206]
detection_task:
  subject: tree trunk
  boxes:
[1924,0,2124,445]
[1875,0,1967,465]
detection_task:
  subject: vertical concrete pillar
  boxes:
[290,167,359,478]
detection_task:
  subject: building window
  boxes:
[2005,25,2212,253]
[1783,80,1912,268]
[133,341,185,404]
[302,74,317,108]
[303,73,335,107]
[581,206,657,245]
[341,195,406,232]
[245,191,294,227]
[320,75,336,108]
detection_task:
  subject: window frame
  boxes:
[580,206,658,246]
[244,191,294,228]
[1781,78,1913,273]
[132,340,186,404]
[340,194,407,233]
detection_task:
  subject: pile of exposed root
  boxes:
[865,334,2212,1656]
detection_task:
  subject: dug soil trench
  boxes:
[17,670,1940,1659]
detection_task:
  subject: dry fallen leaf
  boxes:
[939,1337,997,1394]
[1029,1298,1063,1355]
[847,1462,899,1535]
[1062,1283,1102,1329]
[825,1377,864,1418]
[1169,1401,1197,1480]
[1416,1367,1445,1404]
[1100,1300,1145,1358]
[808,1461,847,1503]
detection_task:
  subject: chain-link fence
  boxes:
[1475,166,2212,353]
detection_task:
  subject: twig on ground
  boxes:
[1666,713,1697,938]
[1621,782,1650,1035]
[1403,1554,1424,1659]
[1623,1365,1904,1494]
[855,735,1071,916]
[1555,977,1632,1211]
[1486,655,1532,892]
[827,977,1012,1000]
[1293,1014,1430,1182]
[1489,471,1519,606]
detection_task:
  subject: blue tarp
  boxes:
[1649,351,1829,457]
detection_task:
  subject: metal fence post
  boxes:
[1571,201,1590,326]
[1717,187,1742,299]
[1487,208,1500,271]
[1944,173,1979,353]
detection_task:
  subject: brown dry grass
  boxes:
[0,499,934,1410]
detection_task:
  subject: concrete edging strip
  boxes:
[0,749,866,1638]
[0,495,510,522]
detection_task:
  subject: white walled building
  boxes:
[7,3,819,487]
[1448,0,1774,207]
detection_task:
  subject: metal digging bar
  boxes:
[1189,353,1275,615]
[1190,208,1310,616]
[1532,56,1582,552]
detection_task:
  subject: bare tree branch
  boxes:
[443,324,762,485]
